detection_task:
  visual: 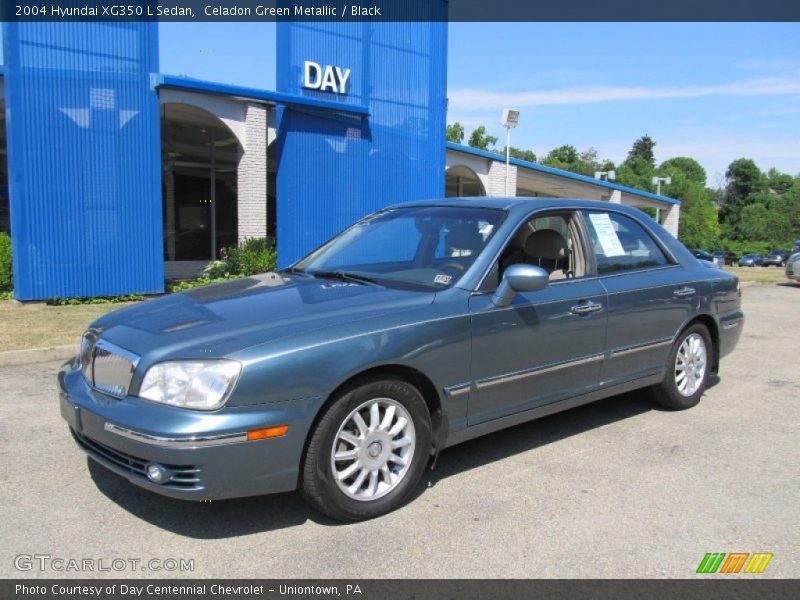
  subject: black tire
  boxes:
[652,323,712,410]
[300,377,432,521]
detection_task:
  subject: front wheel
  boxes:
[300,378,432,521]
[652,324,712,410]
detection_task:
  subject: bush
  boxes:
[166,276,232,294]
[202,260,231,279]
[221,237,277,277]
[46,294,145,306]
[717,239,774,256]
[0,232,12,292]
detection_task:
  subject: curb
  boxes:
[0,345,76,367]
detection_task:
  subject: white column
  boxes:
[487,160,517,196]
[237,102,268,242]
[608,190,622,204]
[662,204,680,237]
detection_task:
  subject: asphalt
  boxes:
[1,283,798,579]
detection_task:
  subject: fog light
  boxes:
[145,463,170,484]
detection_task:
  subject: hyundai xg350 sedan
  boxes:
[60,199,743,521]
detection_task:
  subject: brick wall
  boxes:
[487,160,517,197]
[237,102,268,241]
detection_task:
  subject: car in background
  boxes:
[762,249,791,267]
[689,249,721,266]
[712,250,738,266]
[738,253,764,267]
[786,251,800,283]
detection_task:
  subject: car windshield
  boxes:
[290,206,505,290]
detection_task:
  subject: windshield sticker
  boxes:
[588,213,626,257]
[434,274,452,285]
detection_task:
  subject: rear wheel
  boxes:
[300,378,431,521]
[652,324,711,410]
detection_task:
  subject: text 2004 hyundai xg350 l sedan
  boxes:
[60,198,743,521]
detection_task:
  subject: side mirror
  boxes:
[491,264,549,307]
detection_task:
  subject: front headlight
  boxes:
[138,360,242,410]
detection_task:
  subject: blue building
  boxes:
[0,15,680,300]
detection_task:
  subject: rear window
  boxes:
[583,211,671,274]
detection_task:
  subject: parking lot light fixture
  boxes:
[502,109,520,196]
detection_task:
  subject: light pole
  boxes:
[652,176,671,223]
[502,109,520,196]
[594,170,616,181]
[652,176,671,196]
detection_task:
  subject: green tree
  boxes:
[468,126,498,151]
[545,144,579,166]
[738,202,780,241]
[660,157,707,187]
[627,135,657,168]
[616,156,655,192]
[657,164,719,249]
[501,146,537,163]
[720,158,766,230]
[766,168,794,195]
[446,122,464,144]
[542,145,615,178]
[616,136,659,192]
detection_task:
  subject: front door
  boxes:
[467,211,607,426]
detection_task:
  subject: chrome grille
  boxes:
[80,333,139,398]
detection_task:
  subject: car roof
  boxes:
[387,196,654,218]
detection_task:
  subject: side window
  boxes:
[480,211,585,291]
[584,211,670,274]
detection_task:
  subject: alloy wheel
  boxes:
[330,398,416,501]
[674,333,707,397]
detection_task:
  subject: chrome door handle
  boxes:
[673,286,696,297]
[571,302,603,315]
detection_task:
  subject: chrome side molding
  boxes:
[103,422,247,448]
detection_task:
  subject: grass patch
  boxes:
[724,265,788,285]
[0,301,136,352]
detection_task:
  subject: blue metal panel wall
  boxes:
[4,23,163,300]
[275,6,448,266]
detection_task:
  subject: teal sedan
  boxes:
[60,198,743,521]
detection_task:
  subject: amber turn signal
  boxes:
[246,425,289,441]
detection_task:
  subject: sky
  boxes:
[159,22,800,186]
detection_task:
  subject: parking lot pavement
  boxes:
[1,283,798,579]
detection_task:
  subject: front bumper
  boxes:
[58,358,320,501]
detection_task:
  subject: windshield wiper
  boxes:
[307,270,380,286]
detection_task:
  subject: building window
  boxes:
[161,103,241,262]
[445,165,485,197]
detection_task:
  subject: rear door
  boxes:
[582,209,698,387]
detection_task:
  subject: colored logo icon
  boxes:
[696,553,773,574]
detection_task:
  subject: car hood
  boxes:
[90,273,436,361]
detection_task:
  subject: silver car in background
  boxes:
[786,252,800,283]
